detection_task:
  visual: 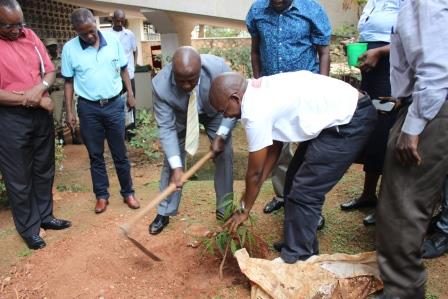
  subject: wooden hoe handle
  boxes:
[119,151,214,235]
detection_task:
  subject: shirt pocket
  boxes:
[111,58,121,78]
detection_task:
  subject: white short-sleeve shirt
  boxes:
[105,28,137,79]
[241,71,359,152]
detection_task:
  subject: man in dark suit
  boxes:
[150,46,235,235]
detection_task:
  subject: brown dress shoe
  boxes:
[95,198,108,214]
[124,194,140,209]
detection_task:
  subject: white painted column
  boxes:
[127,18,144,65]
[160,33,179,65]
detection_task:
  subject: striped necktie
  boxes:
[185,90,199,156]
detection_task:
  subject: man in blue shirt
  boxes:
[62,8,140,214]
[246,0,331,227]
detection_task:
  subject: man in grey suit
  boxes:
[149,46,236,235]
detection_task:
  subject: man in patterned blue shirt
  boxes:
[246,0,331,225]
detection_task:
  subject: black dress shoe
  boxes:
[149,214,169,235]
[273,240,285,252]
[427,211,442,235]
[422,230,448,259]
[363,213,376,226]
[41,218,72,230]
[23,234,46,250]
[340,196,377,211]
[263,197,284,214]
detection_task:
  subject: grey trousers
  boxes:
[271,143,294,199]
[377,102,448,299]
[157,114,233,216]
[281,99,377,262]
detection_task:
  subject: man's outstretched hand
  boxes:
[224,211,249,233]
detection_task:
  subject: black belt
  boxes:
[78,94,120,107]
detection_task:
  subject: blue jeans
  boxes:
[78,95,134,200]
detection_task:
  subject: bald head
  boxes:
[113,9,125,19]
[112,9,125,31]
[172,46,202,92]
[210,72,247,119]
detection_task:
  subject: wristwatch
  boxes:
[42,80,50,90]
[238,200,247,214]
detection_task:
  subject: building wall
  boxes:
[19,0,80,47]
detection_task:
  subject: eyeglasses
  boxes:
[0,23,26,30]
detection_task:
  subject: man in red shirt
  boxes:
[0,0,71,250]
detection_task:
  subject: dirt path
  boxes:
[0,128,447,298]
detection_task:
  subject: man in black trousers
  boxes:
[0,0,71,250]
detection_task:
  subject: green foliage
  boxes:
[56,183,88,192]
[204,26,244,38]
[333,24,358,39]
[203,193,255,257]
[198,47,253,78]
[129,109,160,161]
[55,138,64,172]
[18,247,32,257]
[0,174,6,205]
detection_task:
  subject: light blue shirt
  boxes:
[358,0,402,43]
[390,0,448,135]
[61,31,128,101]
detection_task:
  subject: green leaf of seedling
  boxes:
[203,238,214,255]
[237,226,247,247]
[216,231,229,255]
[230,239,238,255]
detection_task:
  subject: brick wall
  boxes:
[18,0,80,48]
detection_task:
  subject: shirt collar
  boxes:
[113,27,128,34]
[264,0,298,12]
[79,30,107,50]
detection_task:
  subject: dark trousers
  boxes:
[377,102,448,299]
[77,95,134,200]
[0,107,54,238]
[281,99,377,263]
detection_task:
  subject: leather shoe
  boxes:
[363,212,376,226]
[123,194,140,209]
[95,198,108,214]
[273,240,284,252]
[41,217,72,230]
[23,234,46,250]
[149,214,169,235]
[340,196,377,211]
[427,211,442,235]
[263,197,284,214]
[422,230,448,259]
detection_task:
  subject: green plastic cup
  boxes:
[347,43,368,67]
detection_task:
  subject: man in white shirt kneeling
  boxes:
[209,71,377,263]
